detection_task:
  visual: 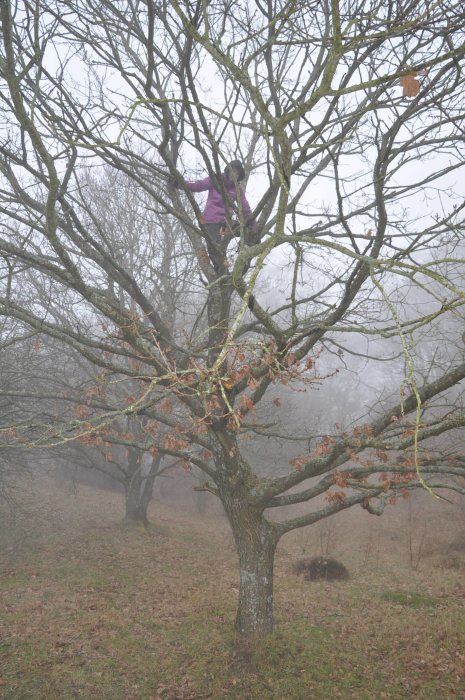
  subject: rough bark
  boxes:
[207,276,232,367]
[125,470,149,525]
[223,495,279,638]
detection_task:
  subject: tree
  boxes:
[0,163,192,521]
[1,0,465,641]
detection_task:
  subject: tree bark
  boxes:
[125,452,161,525]
[139,455,161,516]
[125,467,149,526]
[223,496,278,638]
[124,449,160,526]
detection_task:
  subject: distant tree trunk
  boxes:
[139,455,161,516]
[125,450,160,526]
[223,492,279,638]
[195,488,207,516]
[125,471,147,525]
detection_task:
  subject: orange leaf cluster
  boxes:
[227,413,242,430]
[310,435,336,459]
[325,490,346,504]
[160,398,173,412]
[332,470,351,488]
[352,423,373,438]
[376,449,388,464]
[240,395,256,414]
[84,384,105,400]
[190,418,209,436]
[146,420,160,435]
[163,433,188,452]
[399,65,426,97]
[400,73,420,97]
[78,432,103,447]
[119,431,136,441]
[289,455,307,471]
[391,471,416,484]
[74,404,88,419]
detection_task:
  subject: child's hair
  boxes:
[224,159,246,182]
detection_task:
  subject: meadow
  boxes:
[1,478,465,699]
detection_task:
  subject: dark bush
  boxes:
[293,556,349,581]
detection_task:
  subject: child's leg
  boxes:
[244,226,261,246]
[204,223,226,273]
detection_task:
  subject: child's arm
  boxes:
[183,176,212,193]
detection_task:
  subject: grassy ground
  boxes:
[1,479,465,699]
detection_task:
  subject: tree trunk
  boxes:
[125,452,161,526]
[195,488,207,516]
[224,497,278,639]
[139,455,161,515]
[125,448,147,526]
[207,277,231,366]
[125,469,148,525]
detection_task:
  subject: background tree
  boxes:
[57,434,171,527]
[1,0,465,642]
[1,163,194,520]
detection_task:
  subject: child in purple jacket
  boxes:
[174,160,258,273]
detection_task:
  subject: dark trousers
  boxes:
[203,222,260,273]
[204,223,225,273]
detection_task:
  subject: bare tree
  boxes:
[58,433,169,526]
[0,166,189,523]
[1,0,465,641]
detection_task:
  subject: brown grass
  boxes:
[1,478,465,699]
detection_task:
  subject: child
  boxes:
[172,160,258,272]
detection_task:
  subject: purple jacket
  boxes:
[184,175,254,224]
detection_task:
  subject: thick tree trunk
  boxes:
[125,469,149,525]
[223,497,278,638]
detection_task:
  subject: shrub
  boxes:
[293,557,349,581]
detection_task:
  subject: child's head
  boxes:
[224,159,246,182]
